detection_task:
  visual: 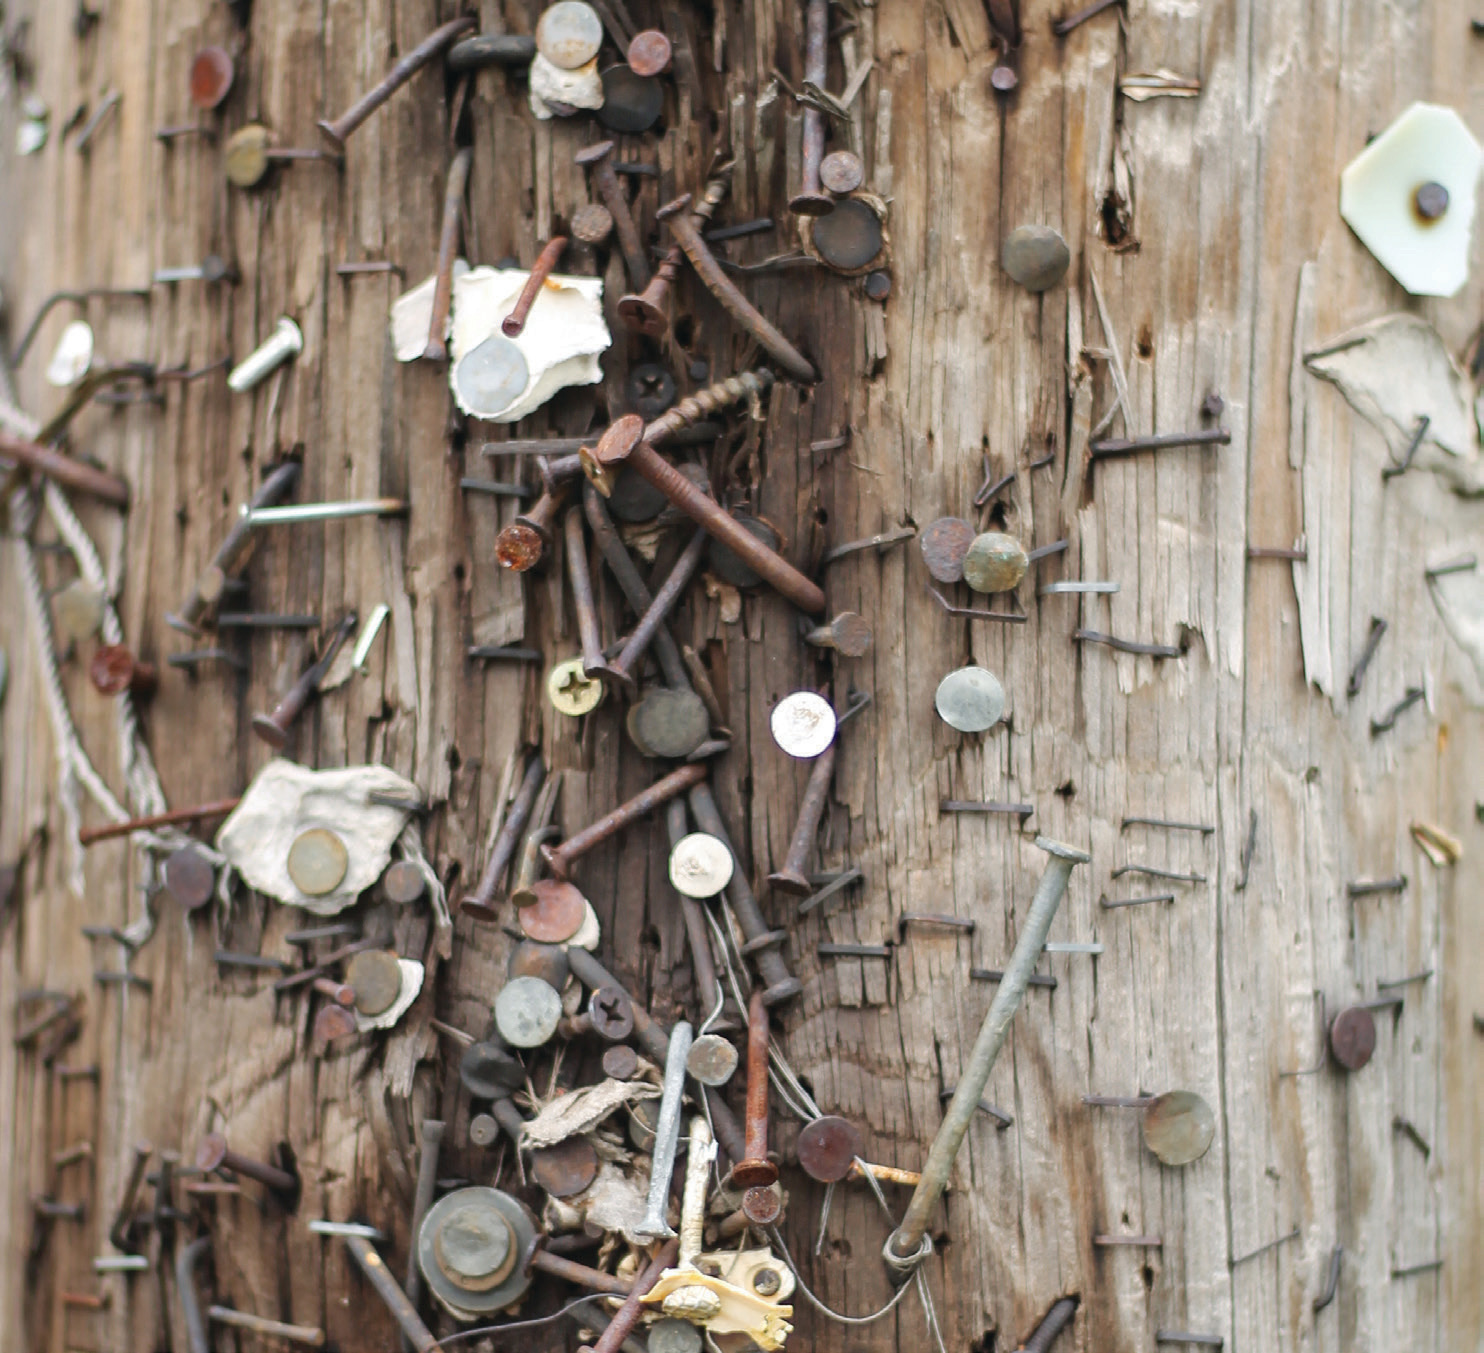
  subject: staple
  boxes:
[1029,450,1057,469]
[819,525,916,565]
[1247,545,1308,561]
[1111,864,1208,883]
[1346,617,1387,699]
[1391,1259,1443,1278]
[927,586,1028,623]
[1099,893,1175,908]
[1392,1115,1431,1157]
[937,1085,1012,1127]
[460,477,535,498]
[1382,415,1429,480]
[1154,1335,1223,1348]
[1371,686,1424,736]
[1121,816,1214,834]
[1424,553,1476,578]
[1313,1245,1343,1311]
[941,799,1034,816]
[1044,942,1103,954]
[1075,629,1184,658]
[1347,875,1407,897]
[970,967,1057,989]
[796,866,864,915]
[898,913,975,936]
[1231,1226,1299,1266]
[1039,581,1119,594]
[1376,970,1432,989]
[817,943,892,959]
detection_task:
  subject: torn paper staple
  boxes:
[390,260,471,362]
[529,53,604,119]
[357,959,425,1033]
[215,760,419,915]
[449,266,609,422]
[521,1079,661,1150]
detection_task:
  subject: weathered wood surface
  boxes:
[0,1,1480,1351]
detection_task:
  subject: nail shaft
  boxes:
[251,614,357,748]
[343,1235,438,1353]
[209,1308,326,1347]
[610,525,708,685]
[0,434,130,507]
[503,237,569,337]
[402,1120,445,1348]
[565,509,620,686]
[577,142,651,290]
[1021,1297,1079,1352]
[198,1133,298,1195]
[178,1236,211,1353]
[529,1248,633,1295]
[667,801,721,1010]
[1053,0,1121,34]
[769,745,836,894]
[424,149,473,361]
[636,1020,693,1236]
[464,754,546,920]
[80,799,241,847]
[587,1238,680,1353]
[542,763,708,880]
[1347,617,1387,698]
[789,0,832,215]
[1090,428,1230,459]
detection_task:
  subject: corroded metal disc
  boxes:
[920,517,976,583]
[453,334,530,420]
[796,1114,863,1182]
[934,667,1006,733]
[518,880,588,943]
[569,201,614,245]
[1141,1090,1215,1166]
[418,1186,536,1315]
[810,198,884,271]
[597,65,664,133]
[602,1044,640,1080]
[381,859,426,904]
[494,975,564,1048]
[164,844,216,912]
[189,46,235,109]
[314,1003,358,1043]
[508,940,570,990]
[962,531,1029,594]
[627,29,672,77]
[287,828,349,896]
[1329,1006,1377,1071]
[685,1033,739,1086]
[535,1,603,69]
[741,1184,782,1226]
[628,688,710,760]
[530,1135,599,1197]
[347,950,405,1016]
[819,149,864,195]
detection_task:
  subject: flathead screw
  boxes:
[317,16,476,149]
[731,992,779,1188]
[576,140,651,289]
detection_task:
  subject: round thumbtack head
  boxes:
[627,362,676,419]
[1141,1090,1215,1167]
[569,201,614,244]
[741,1185,782,1226]
[1002,224,1071,292]
[685,1033,739,1086]
[453,333,530,420]
[669,832,735,898]
[707,513,781,589]
[819,149,865,196]
[46,320,94,387]
[1329,1006,1377,1071]
[469,1113,500,1147]
[586,985,635,1041]
[627,28,673,77]
[602,1044,640,1080]
[796,1114,863,1182]
[517,880,588,943]
[864,269,892,301]
[346,950,405,1016]
[770,691,837,759]
[934,667,1006,733]
[607,466,668,522]
[648,1317,705,1353]
[1414,180,1449,222]
[547,657,606,716]
[962,531,1029,594]
[920,517,976,583]
[494,975,564,1048]
[164,844,216,912]
[460,1041,526,1099]
[535,1,604,69]
[223,123,275,187]
[286,828,349,896]
[382,859,426,904]
[627,688,710,760]
[810,197,885,271]
[189,46,235,110]
[530,1135,600,1198]
[597,65,665,133]
[314,1003,358,1043]
[507,940,570,991]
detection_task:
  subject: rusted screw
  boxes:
[803,611,872,657]
[495,480,570,572]
[731,992,779,1188]
[317,16,477,149]
[656,195,817,382]
[89,645,157,698]
[251,613,357,748]
[575,140,651,289]
[566,947,671,1065]
[789,0,834,216]
[587,413,826,614]
[542,762,708,880]
[502,237,570,337]
[564,508,625,688]
[768,743,835,895]
[195,1131,299,1200]
[462,753,546,920]
[425,148,473,361]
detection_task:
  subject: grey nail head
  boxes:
[935,667,1006,732]
[1141,1090,1216,1166]
[1002,225,1071,292]
[452,334,530,419]
[493,975,564,1048]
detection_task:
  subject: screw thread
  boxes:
[644,370,774,444]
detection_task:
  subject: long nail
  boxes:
[503,237,569,337]
[177,1236,211,1353]
[885,836,1089,1271]
[196,1132,299,1199]
[0,432,131,508]
[402,1120,445,1344]
[317,16,476,148]
[79,797,240,847]
[424,149,473,361]
[769,743,835,894]
[462,754,546,919]
[789,0,834,216]
[656,196,817,382]
[586,411,826,615]
[496,482,570,572]
[542,762,708,880]
[731,992,778,1188]
[343,1234,439,1352]
[608,525,708,687]
[1090,428,1230,460]
[617,174,731,335]
[576,140,650,289]
[251,613,357,748]
[585,1237,680,1353]
[565,508,624,687]
[636,1021,693,1236]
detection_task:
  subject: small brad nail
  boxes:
[424,148,473,362]
[1346,616,1387,698]
[1090,427,1230,460]
[1053,0,1122,35]
[937,1085,1013,1128]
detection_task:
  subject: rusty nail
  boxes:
[768,744,836,895]
[790,0,834,216]
[656,196,817,382]
[1091,428,1230,460]
[803,612,872,656]
[61,1290,111,1309]
[1053,0,1122,35]
[618,176,729,335]
[317,16,476,148]
[311,976,355,1006]
[543,762,708,881]
[576,140,651,289]
[565,508,625,689]
[584,1238,680,1353]
[607,525,708,688]
[34,1196,85,1220]
[0,431,132,508]
[343,1234,440,1352]
[88,645,157,698]
[496,481,570,572]
[251,613,357,748]
[731,993,779,1188]
[530,1246,632,1294]
[502,236,570,338]
[424,148,474,361]
[75,797,240,849]
[196,1131,299,1199]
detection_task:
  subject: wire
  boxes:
[432,1294,614,1346]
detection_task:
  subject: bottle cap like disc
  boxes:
[164,844,216,912]
[796,1114,863,1181]
[1329,1006,1377,1071]
[628,688,710,759]
[810,198,884,271]
[529,1136,599,1197]
[287,828,349,896]
[920,517,977,583]
[347,950,405,1016]
[669,832,735,898]
[962,531,1029,594]
[381,859,426,904]
[1140,1090,1215,1166]
[460,1041,526,1099]
[934,667,1006,733]
[741,1185,782,1226]
[495,975,564,1048]
[685,1033,739,1086]
[770,691,837,759]
[597,65,664,133]
[535,1,604,69]
[517,880,588,943]
[548,657,606,716]
[707,514,781,588]
[453,334,530,419]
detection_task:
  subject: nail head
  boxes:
[597,66,665,133]
[346,950,405,1016]
[459,1041,526,1099]
[1329,1006,1377,1070]
[569,201,615,244]
[286,828,350,897]
[189,46,235,110]
[1141,1090,1216,1166]
[770,691,838,759]
[797,1114,863,1182]
[535,2,604,69]
[603,1044,640,1079]
[809,197,885,271]
[668,832,734,897]
[627,688,711,760]
[962,531,1029,593]
[1002,225,1071,291]
[920,516,977,583]
[627,29,673,76]
[164,844,216,912]
[686,1032,740,1086]
[529,1135,600,1197]
[517,880,588,944]
[934,667,1006,733]
[494,975,564,1048]
[381,859,426,904]
[453,333,531,422]
[819,149,865,195]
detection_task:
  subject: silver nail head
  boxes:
[451,333,530,419]
[46,320,95,387]
[494,974,564,1048]
[668,832,734,898]
[770,691,837,758]
[228,316,304,392]
[935,667,1006,732]
[534,1,603,68]
[1001,225,1071,292]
